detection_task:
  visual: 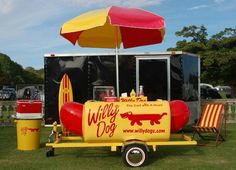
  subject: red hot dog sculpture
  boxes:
[60,100,190,142]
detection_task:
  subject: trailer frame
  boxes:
[46,125,197,167]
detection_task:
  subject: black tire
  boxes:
[122,144,148,167]
[46,148,54,157]
[46,151,50,157]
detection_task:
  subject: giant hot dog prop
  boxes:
[60,100,189,142]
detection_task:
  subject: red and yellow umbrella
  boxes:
[60,6,165,49]
[60,6,165,96]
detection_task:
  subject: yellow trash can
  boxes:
[15,100,43,150]
[15,119,42,150]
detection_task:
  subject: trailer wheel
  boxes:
[46,148,54,157]
[122,144,148,167]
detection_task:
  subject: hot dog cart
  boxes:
[46,98,197,167]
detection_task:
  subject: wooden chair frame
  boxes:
[192,103,226,146]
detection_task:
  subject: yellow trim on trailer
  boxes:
[146,140,197,146]
[46,142,124,151]
[46,134,197,152]
[61,136,83,141]
[146,134,197,151]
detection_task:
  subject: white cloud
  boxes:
[64,0,162,8]
[214,0,225,4]
[0,0,163,68]
[0,0,163,40]
[0,1,62,39]
[213,0,236,11]
[188,5,208,11]
[0,0,14,14]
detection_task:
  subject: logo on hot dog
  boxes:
[120,112,167,126]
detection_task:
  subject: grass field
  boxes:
[0,124,236,170]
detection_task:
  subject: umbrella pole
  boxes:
[115,47,119,97]
[115,26,120,98]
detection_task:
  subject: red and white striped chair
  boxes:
[193,103,226,146]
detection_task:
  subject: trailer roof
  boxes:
[44,51,199,58]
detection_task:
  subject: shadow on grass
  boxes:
[147,145,202,166]
[40,142,46,148]
[74,147,121,158]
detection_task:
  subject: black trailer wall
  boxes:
[45,55,135,124]
[45,55,118,124]
[44,53,199,124]
[170,54,199,101]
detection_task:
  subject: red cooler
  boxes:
[16,100,42,119]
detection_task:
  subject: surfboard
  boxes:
[58,73,73,136]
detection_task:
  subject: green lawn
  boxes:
[0,124,236,170]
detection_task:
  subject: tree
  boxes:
[211,28,236,40]
[168,26,236,86]
[25,67,44,80]
[175,25,208,44]
[0,53,24,85]
[0,53,43,85]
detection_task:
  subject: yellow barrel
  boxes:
[15,119,42,150]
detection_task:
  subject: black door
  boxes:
[137,58,169,101]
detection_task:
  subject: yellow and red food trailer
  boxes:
[46,98,197,167]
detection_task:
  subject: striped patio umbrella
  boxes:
[60,6,165,96]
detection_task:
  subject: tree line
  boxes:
[0,53,43,86]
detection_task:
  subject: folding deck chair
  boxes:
[192,103,226,146]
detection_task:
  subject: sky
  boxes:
[0,0,235,69]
